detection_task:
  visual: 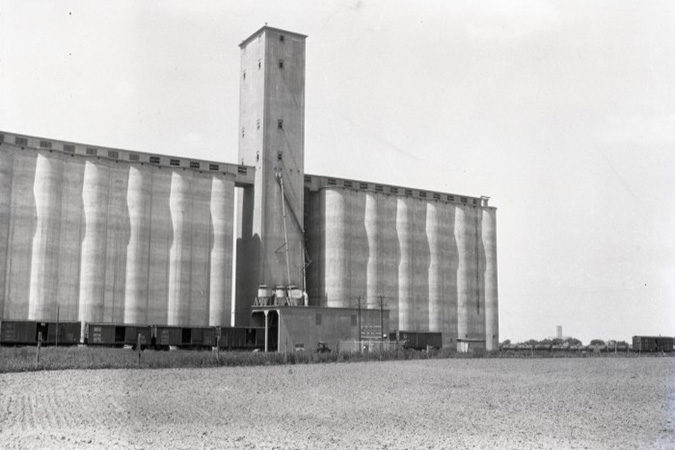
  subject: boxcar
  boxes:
[86,323,151,347]
[217,327,264,350]
[0,320,38,345]
[632,336,674,353]
[390,331,443,350]
[154,326,216,349]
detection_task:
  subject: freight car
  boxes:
[217,327,265,350]
[84,323,152,349]
[632,336,673,353]
[153,326,217,350]
[0,320,81,346]
[389,331,442,350]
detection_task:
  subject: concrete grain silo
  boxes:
[0,26,498,352]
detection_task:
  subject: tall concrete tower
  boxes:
[235,26,307,325]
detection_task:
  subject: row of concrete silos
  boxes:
[0,146,235,327]
[305,187,498,349]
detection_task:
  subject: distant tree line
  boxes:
[501,338,630,347]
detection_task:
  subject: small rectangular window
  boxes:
[107,150,119,159]
[360,182,368,189]
[315,313,322,326]
[327,178,337,186]
[190,161,200,169]
[258,59,261,69]
[473,199,477,205]
[241,128,245,138]
[390,187,399,194]
[128,153,139,161]
[461,197,467,203]
[64,144,75,153]
[280,35,285,42]
[448,195,455,202]
[237,166,247,174]
[15,137,28,146]
[86,147,97,156]
[405,189,413,196]
[344,180,353,188]
[419,191,427,198]
[375,185,384,193]
[39,140,52,149]
[304,175,312,183]
[170,159,180,167]
[150,156,161,164]
[210,164,220,171]
[277,119,283,129]
[433,193,441,200]
[242,70,246,80]
[277,151,283,161]
[256,119,260,130]
[278,60,284,69]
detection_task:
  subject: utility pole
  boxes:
[378,295,386,353]
[357,296,362,351]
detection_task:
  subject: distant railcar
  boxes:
[389,331,442,350]
[632,336,673,353]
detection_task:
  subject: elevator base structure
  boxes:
[251,305,390,353]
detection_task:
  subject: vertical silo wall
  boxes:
[482,207,499,350]
[4,151,37,319]
[0,148,13,319]
[209,174,235,326]
[28,152,63,321]
[305,186,496,347]
[0,141,237,328]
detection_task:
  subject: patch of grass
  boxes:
[0,346,666,374]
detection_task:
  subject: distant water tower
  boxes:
[556,325,563,339]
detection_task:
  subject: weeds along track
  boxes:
[0,358,673,449]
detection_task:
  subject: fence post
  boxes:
[137,333,142,367]
[36,332,42,368]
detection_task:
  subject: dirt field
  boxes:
[0,357,673,449]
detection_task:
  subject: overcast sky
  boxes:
[1,0,673,344]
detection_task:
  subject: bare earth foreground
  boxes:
[1,358,673,449]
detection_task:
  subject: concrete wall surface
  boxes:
[306,187,497,348]
[0,143,236,327]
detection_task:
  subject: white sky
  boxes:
[1,0,673,344]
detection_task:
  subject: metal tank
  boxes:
[56,157,85,321]
[323,188,348,307]
[124,165,151,325]
[188,173,211,327]
[396,196,414,331]
[168,170,192,326]
[79,160,110,328]
[0,147,13,319]
[147,167,171,325]
[209,173,235,326]
[482,207,499,350]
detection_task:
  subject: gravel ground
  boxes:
[0,357,673,449]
